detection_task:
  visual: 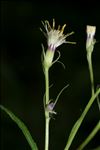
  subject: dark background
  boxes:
[1,1,100,150]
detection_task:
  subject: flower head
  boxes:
[41,19,74,51]
[40,19,75,69]
[86,25,96,40]
[86,25,96,52]
[46,102,56,115]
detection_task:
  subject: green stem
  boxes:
[44,68,50,150]
[77,50,99,150]
[87,52,95,96]
[77,121,100,150]
[45,117,50,150]
[45,68,49,104]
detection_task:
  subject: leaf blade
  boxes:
[0,105,38,150]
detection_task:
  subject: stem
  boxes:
[77,52,100,150]
[44,68,50,150]
[87,52,95,96]
[87,43,100,112]
[45,68,49,104]
[45,117,50,150]
[77,121,100,150]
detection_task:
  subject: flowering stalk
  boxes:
[44,67,50,150]
[76,25,98,150]
[64,25,99,150]
[86,25,96,96]
[41,19,75,150]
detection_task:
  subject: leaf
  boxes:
[91,147,100,150]
[64,117,82,150]
[64,88,100,150]
[0,105,38,150]
[77,121,100,150]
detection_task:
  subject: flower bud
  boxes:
[86,25,96,53]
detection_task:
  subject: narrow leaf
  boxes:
[64,88,100,150]
[0,105,38,150]
[77,121,100,150]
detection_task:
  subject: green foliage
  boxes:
[77,121,100,150]
[0,105,38,150]
[64,88,100,150]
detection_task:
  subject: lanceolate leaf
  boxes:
[64,88,100,150]
[0,105,38,150]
